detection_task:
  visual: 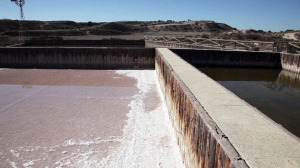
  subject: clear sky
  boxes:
[1,0,299,32]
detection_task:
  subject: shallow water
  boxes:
[199,68,300,138]
[0,69,183,168]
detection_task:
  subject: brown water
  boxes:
[199,68,300,138]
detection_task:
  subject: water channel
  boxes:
[198,68,300,138]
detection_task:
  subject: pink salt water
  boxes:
[0,69,184,168]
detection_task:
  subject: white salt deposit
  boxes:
[9,161,18,168]
[10,150,20,158]
[106,70,184,168]
[23,160,35,168]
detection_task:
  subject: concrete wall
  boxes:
[281,52,300,73]
[148,43,300,73]
[0,47,155,69]
[155,49,249,168]
[155,48,300,168]
[25,40,145,47]
[171,49,282,68]
[171,48,300,73]
[146,41,219,50]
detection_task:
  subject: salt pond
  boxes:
[0,69,184,168]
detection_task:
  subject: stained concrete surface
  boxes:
[0,69,183,168]
[0,48,155,70]
[157,48,300,168]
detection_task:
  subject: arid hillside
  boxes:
[0,19,299,45]
[0,20,235,35]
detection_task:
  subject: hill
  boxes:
[0,20,234,36]
[0,19,299,46]
[148,20,234,32]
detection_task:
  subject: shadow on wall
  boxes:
[171,49,282,69]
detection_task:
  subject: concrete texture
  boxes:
[24,40,145,47]
[146,40,222,50]
[171,49,282,68]
[0,47,155,69]
[281,52,300,73]
[0,69,183,168]
[156,48,300,168]
[155,49,247,168]
[170,48,300,74]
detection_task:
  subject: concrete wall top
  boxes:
[157,48,300,168]
[24,40,145,46]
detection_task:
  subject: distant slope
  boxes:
[283,32,300,40]
[0,20,234,36]
[0,19,44,32]
[0,19,297,42]
[148,21,234,32]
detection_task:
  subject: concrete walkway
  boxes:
[157,48,300,168]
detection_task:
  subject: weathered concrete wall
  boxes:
[25,40,145,47]
[171,49,282,68]
[146,41,218,50]
[152,45,300,73]
[171,49,300,73]
[156,48,300,168]
[281,52,300,73]
[0,48,155,69]
[155,49,249,168]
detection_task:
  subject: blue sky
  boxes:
[1,0,299,32]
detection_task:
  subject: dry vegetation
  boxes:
[295,33,300,40]
[0,19,299,46]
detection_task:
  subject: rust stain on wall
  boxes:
[155,49,249,168]
[0,48,155,70]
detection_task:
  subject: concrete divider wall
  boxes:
[171,49,282,68]
[146,41,218,50]
[281,53,300,73]
[156,48,300,168]
[171,49,300,73]
[155,49,249,168]
[25,40,145,46]
[0,48,155,69]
